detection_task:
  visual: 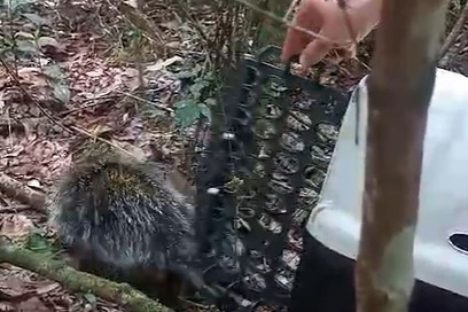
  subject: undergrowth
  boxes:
[0,0,70,105]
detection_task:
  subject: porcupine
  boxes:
[46,133,204,307]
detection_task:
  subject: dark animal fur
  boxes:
[47,138,203,306]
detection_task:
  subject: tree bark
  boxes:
[355,1,449,312]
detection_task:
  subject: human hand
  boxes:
[281,0,382,69]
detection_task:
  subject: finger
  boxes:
[281,27,311,63]
[299,38,332,68]
[281,0,323,63]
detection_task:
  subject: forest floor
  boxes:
[0,0,466,311]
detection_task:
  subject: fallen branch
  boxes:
[0,242,173,312]
[0,173,46,212]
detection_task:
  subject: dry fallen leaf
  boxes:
[121,68,140,91]
[0,214,35,239]
[124,0,139,8]
[35,282,60,296]
[26,179,42,190]
[165,41,180,49]
[0,276,28,298]
[17,68,49,88]
[86,68,103,78]
[145,56,183,72]
[16,297,49,312]
[3,146,24,158]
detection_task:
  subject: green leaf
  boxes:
[0,47,11,56]
[0,38,14,55]
[43,64,65,81]
[175,99,193,108]
[22,13,49,26]
[174,63,202,79]
[189,82,205,99]
[142,104,167,118]
[175,100,202,128]
[174,70,196,79]
[200,102,211,122]
[205,97,216,106]
[25,232,51,253]
[194,75,210,87]
[83,293,97,304]
[15,40,38,55]
[37,36,59,50]
[15,31,35,40]
[53,83,70,104]
[271,82,287,93]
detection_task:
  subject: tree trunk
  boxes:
[355,1,449,312]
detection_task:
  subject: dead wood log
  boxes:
[0,242,173,312]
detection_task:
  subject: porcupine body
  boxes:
[47,137,202,306]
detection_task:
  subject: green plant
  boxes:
[174,69,220,128]
[0,0,45,57]
[43,63,70,104]
[0,0,70,104]
[24,229,59,257]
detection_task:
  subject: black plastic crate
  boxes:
[194,46,350,311]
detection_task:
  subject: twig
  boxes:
[178,297,211,309]
[117,91,174,114]
[0,243,173,312]
[57,99,112,117]
[439,1,468,66]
